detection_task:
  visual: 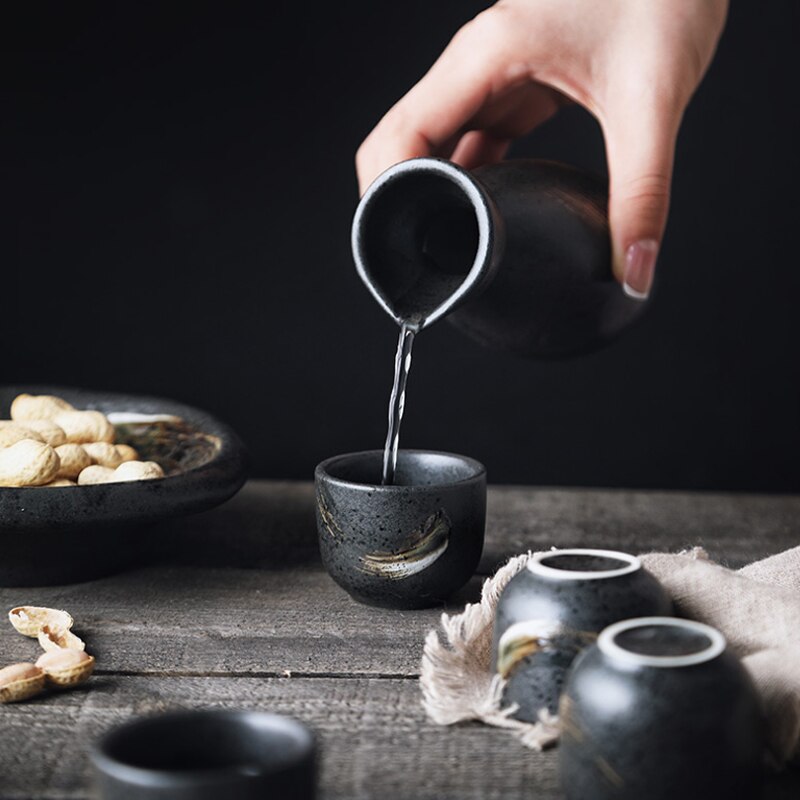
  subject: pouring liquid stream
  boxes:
[382,320,420,485]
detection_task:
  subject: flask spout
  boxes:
[352,158,500,329]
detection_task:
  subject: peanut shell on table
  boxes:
[35,649,95,687]
[9,606,74,638]
[0,663,46,703]
[38,624,85,652]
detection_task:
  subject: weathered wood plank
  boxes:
[1,482,797,678]
[0,675,797,800]
[0,567,480,677]
[158,481,800,574]
[161,480,322,570]
[482,486,800,571]
[0,675,557,800]
[1,483,799,799]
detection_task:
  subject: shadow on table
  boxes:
[151,481,321,570]
[38,483,497,587]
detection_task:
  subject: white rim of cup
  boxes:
[526,548,641,581]
[598,616,727,668]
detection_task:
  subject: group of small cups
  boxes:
[313,450,768,800]
[493,548,765,800]
[15,447,765,799]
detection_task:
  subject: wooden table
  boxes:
[1,481,799,799]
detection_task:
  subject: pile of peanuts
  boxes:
[0,393,165,487]
[0,606,95,703]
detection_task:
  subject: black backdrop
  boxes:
[8,1,799,491]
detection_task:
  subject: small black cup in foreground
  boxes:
[89,709,317,800]
[315,450,486,609]
[559,617,765,800]
[492,549,672,720]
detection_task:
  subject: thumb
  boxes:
[603,106,680,299]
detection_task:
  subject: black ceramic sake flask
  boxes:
[352,157,645,357]
[492,549,672,720]
[559,617,765,800]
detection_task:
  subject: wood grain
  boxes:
[2,483,795,677]
[156,481,800,573]
[0,566,482,677]
[481,485,800,571]
[0,676,557,800]
[0,480,798,798]
[0,675,798,800]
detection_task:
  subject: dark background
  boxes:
[7,1,799,491]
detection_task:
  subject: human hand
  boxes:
[356,0,728,299]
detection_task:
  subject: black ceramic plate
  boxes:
[0,385,248,586]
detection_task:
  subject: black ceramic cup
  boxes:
[559,617,765,800]
[492,548,672,720]
[315,449,486,609]
[89,709,317,800]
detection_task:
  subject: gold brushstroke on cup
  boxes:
[558,694,585,743]
[317,490,343,540]
[496,620,597,679]
[358,509,451,580]
[595,755,624,788]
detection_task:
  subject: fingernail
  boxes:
[623,239,658,300]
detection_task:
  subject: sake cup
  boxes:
[559,617,765,800]
[315,449,486,609]
[89,709,317,800]
[492,548,672,720]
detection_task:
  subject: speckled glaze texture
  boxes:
[492,550,672,720]
[559,619,765,800]
[352,157,645,358]
[315,450,486,609]
[0,385,248,586]
[90,709,317,800]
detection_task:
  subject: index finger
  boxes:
[356,14,502,193]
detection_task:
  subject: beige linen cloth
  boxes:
[420,546,800,769]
